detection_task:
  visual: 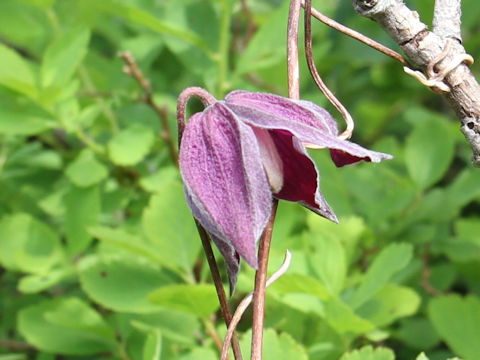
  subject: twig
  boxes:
[421,247,443,297]
[433,0,462,43]
[304,0,354,140]
[221,250,292,360]
[177,90,242,360]
[250,199,278,360]
[240,0,257,44]
[203,317,225,354]
[119,51,179,165]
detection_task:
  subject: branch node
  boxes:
[403,39,474,93]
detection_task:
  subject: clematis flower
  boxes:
[179,90,392,292]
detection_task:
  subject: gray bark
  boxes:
[352,0,480,166]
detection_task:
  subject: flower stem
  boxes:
[221,250,291,360]
[196,222,243,360]
[304,0,354,140]
[287,0,302,100]
[250,199,279,360]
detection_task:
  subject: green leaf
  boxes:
[41,27,90,88]
[415,352,429,360]
[349,243,413,309]
[18,297,117,355]
[130,321,163,360]
[0,91,55,135]
[240,328,308,360]
[235,1,289,76]
[0,43,38,99]
[0,355,27,360]
[395,318,440,350]
[65,184,100,255]
[340,345,395,360]
[176,348,217,360]
[65,149,108,187]
[18,266,75,294]
[140,166,179,192]
[148,284,218,319]
[78,254,175,313]
[89,225,172,266]
[357,284,420,327]
[404,108,455,190]
[0,213,62,273]
[272,273,330,301]
[142,181,200,276]
[306,214,347,294]
[324,297,374,335]
[104,0,211,56]
[428,295,480,360]
[108,124,155,166]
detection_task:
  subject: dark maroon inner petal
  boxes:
[330,149,372,167]
[269,130,318,209]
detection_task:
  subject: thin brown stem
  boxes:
[301,0,407,66]
[304,0,354,140]
[221,250,292,360]
[250,199,279,360]
[177,87,217,145]
[287,0,302,100]
[195,222,243,360]
[119,51,179,164]
[240,0,257,44]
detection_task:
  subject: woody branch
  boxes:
[352,0,480,166]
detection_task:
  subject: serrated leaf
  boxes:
[350,243,412,309]
[405,109,454,190]
[18,297,117,355]
[108,125,154,166]
[428,295,480,360]
[66,149,108,187]
[148,284,218,319]
[340,345,395,360]
[78,254,175,313]
[0,213,62,273]
[142,181,200,276]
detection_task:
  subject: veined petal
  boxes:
[269,129,338,222]
[225,90,338,136]
[179,102,272,270]
[224,91,392,166]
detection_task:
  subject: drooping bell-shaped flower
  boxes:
[179,90,392,292]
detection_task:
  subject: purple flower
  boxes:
[179,90,392,292]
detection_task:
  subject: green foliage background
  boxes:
[1,0,480,359]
